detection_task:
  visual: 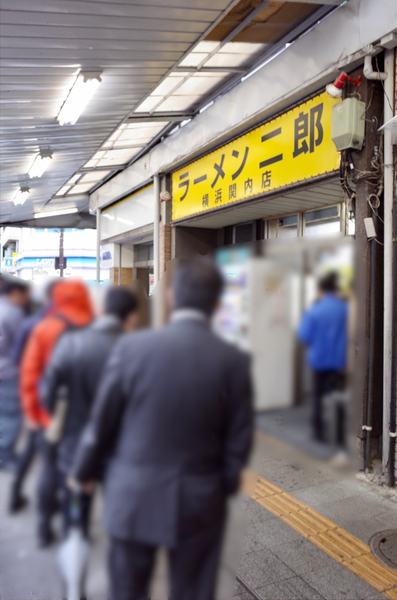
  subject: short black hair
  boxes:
[104,286,139,321]
[172,257,224,317]
[319,272,339,294]
[1,275,29,296]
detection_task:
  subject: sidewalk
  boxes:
[235,432,397,599]
[0,462,244,599]
[1,432,397,599]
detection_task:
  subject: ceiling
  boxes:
[0,0,342,226]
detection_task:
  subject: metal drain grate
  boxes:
[370,530,397,572]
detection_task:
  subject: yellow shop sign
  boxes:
[172,92,340,221]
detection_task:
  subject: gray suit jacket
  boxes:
[42,316,123,474]
[72,316,253,548]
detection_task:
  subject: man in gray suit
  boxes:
[71,257,253,600]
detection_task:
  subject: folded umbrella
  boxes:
[57,491,90,600]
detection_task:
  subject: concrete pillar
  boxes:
[382,49,395,470]
[96,208,101,283]
[153,174,160,287]
[349,70,385,466]
[159,175,172,280]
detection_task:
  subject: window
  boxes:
[235,223,254,244]
[305,206,340,238]
[278,215,297,239]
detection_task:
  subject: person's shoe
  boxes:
[37,525,55,549]
[329,450,350,470]
[9,493,28,514]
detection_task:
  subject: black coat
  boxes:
[72,315,253,548]
[42,315,124,474]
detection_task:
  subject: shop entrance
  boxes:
[172,177,354,458]
[133,242,154,297]
[116,240,154,296]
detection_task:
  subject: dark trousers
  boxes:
[10,429,39,501]
[37,435,60,533]
[109,521,224,600]
[0,378,22,465]
[312,370,345,441]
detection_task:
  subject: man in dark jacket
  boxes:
[0,276,30,470]
[20,278,93,547]
[71,257,253,600]
[41,285,139,537]
[9,279,57,513]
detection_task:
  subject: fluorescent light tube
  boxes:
[14,188,30,206]
[34,208,78,219]
[28,153,52,178]
[57,72,102,126]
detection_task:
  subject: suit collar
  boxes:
[91,314,123,333]
[170,308,208,324]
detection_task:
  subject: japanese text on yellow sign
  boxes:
[172,92,340,221]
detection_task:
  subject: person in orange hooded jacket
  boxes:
[20,278,93,547]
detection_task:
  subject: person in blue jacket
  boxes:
[298,272,348,442]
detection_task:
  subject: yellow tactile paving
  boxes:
[251,475,397,597]
[383,588,397,599]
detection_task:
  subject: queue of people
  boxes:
[0,258,254,600]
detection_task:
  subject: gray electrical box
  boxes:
[331,98,366,151]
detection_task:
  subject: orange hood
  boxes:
[51,279,93,326]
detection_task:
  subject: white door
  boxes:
[249,257,296,411]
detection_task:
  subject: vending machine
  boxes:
[214,245,296,411]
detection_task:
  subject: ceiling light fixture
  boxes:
[28,152,52,178]
[57,71,102,126]
[34,207,78,219]
[14,187,30,206]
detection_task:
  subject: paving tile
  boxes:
[238,551,275,589]
[302,561,382,600]
[291,479,369,509]
[262,471,325,493]
[238,548,296,589]
[315,495,392,527]
[241,532,266,554]
[374,512,397,532]
[234,582,248,596]
[0,538,63,600]
[342,518,388,544]
[278,576,326,599]
[335,477,371,497]
[233,581,256,598]
[270,538,337,577]
[256,576,325,600]
[241,497,276,523]
[254,583,285,599]
[291,481,344,507]
[245,517,302,550]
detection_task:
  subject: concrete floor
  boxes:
[1,431,397,600]
[235,432,397,599]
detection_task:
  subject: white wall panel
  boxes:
[100,185,154,241]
